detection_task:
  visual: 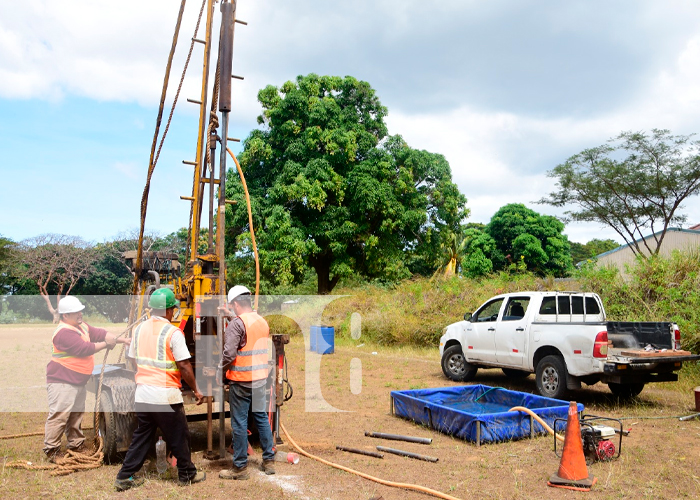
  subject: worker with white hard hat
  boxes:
[218,285,275,480]
[43,296,130,463]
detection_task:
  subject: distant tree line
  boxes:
[5,72,700,310]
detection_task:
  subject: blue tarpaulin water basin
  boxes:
[390,385,583,445]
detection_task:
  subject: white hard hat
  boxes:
[58,296,85,314]
[227,285,251,303]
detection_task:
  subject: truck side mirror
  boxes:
[464,312,473,322]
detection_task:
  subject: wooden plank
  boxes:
[620,349,691,357]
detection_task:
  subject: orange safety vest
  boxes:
[51,322,95,375]
[226,312,269,383]
[133,317,182,388]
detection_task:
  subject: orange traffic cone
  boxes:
[548,401,597,492]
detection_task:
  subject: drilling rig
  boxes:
[88,0,289,463]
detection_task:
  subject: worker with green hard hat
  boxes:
[148,287,179,309]
[115,287,206,491]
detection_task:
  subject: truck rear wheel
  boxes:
[536,355,568,399]
[608,382,645,399]
[441,345,478,382]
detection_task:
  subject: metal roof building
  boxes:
[594,227,700,272]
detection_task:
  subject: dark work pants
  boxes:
[117,403,197,482]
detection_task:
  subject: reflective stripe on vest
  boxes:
[133,317,182,388]
[226,312,269,382]
[51,322,95,375]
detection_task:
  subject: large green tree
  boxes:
[485,203,572,276]
[225,74,467,293]
[541,129,700,257]
[461,226,497,278]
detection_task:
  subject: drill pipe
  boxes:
[364,431,432,445]
[376,446,438,463]
[336,446,384,459]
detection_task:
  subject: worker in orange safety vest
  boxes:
[44,296,129,462]
[115,288,206,491]
[218,285,275,480]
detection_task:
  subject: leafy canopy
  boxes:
[225,74,467,293]
[541,129,700,257]
[485,203,572,276]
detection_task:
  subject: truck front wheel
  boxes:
[441,345,478,382]
[608,382,645,399]
[536,355,568,399]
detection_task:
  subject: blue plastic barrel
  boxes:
[310,326,319,351]
[317,326,335,354]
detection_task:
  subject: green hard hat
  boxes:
[148,288,178,309]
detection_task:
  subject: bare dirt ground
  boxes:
[1,324,700,499]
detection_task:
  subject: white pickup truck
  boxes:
[439,291,700,399]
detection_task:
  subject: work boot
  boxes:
[114,476,145,492]
[46,449,65,464]
[68,443,91,455]
[260,459,276,475]
[219,465,249,480]
[179,471,206,486]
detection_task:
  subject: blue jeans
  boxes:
[229,382,274,468]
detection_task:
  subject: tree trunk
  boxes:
[40,293,60,323]
[443,257,457,278]
[312,256,339,295]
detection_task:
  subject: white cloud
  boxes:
[113,161,140,180]
[0,1,208,105]
[5,0,700,244]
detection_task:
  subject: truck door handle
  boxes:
[488,327,495,331]
[516,327,525,331]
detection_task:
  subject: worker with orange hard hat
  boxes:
[44,296,129,463]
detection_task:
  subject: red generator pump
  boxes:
[554,414,627,464]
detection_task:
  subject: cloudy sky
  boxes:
[3,0,700,245]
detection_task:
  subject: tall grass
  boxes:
[321,273,570,347]
[306,250,700,352]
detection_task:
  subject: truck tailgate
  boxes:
[608,350,700,364]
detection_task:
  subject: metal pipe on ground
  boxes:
[375,446,438,463]
[365,431,432,445]
[336,446,384,459]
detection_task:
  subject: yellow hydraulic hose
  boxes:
[226,147,260,310]
[508,406,565,442]
[280,423,463,500]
